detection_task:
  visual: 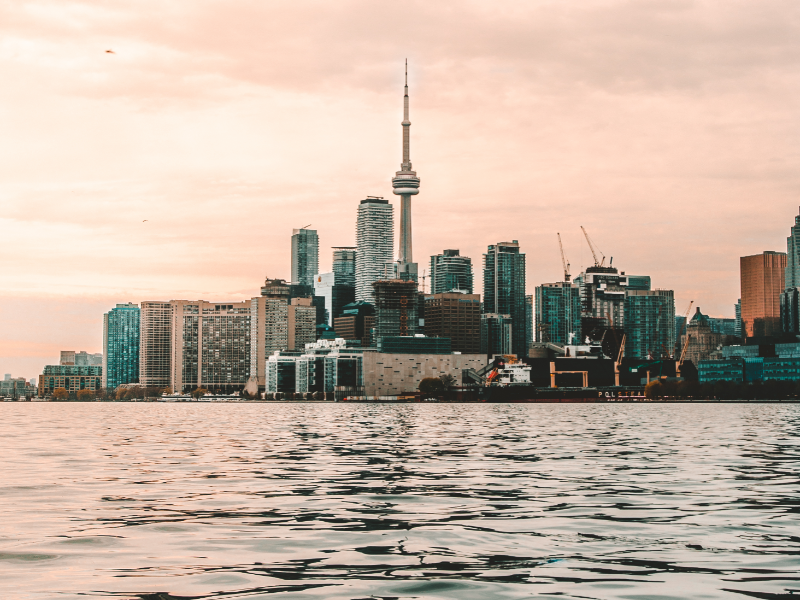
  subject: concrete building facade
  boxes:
[355,198,394,303]
[424,292,481,354]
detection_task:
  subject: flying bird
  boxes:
[105,49,115,54]
[143,219,148,222]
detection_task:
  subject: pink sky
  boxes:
[2,0,800,379]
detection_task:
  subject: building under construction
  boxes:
[373,280,420,344]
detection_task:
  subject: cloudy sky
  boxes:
[2,0,799,378]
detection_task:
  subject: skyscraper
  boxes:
[102,303,140,390]
[574,265,627,342]
[535,282,581,345]
[373,279,420,342]
[624,290,675,359]
[332,247,356,287]
[782,208,800,335]
[314,247,357,325]
[291,228,319,287]
[480,313,513,357]
[483,241,527,356]
[355,197,394,303]
[139,301,173,388]
[391,61,420,283]
[430,249,473,294]
[740,251,786,338]
[424,292,481,354]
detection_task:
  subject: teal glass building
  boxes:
[483,241,527,356]
[103,303,140,391]
[535,282,581,345]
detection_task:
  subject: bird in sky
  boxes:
[143,220,148,222]
[105,49,115,54]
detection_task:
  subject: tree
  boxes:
[191,387,209,399]
[419,377,445,395]
[77,389,95,402]
[644,380,662,400]
[52,387,69,401]
[439,373,457,390]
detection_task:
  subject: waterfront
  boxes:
[1,403,798,599]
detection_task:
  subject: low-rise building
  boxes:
[38,365,102,396]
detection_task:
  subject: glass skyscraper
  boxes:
[483,241,527,356]
[291,228,319,287]
[103,303,140,391]
[624,290,675,359]
[429,249,473,294]
[535,282,581,345]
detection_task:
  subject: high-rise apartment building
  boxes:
[373,280,420,342]
[574,266,627,341]
[480,314,513,357]
[483,241,527,356]
[781,208,800,336]
[60,351,102,366]
[102,303,140,390]
[249,278,292,389]
[355,197,394,303]
[140,301,173,388]
[430,249,473,294]
[424,292,481,354]
[288,298,317,351]
[624,290,675,359]
[740,251,786,338]
[291,228,319,287]
[332,247,356,287]
[535,282,581,345]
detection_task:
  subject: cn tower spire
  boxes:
[392,59,420,268]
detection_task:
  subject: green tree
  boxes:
[419,377,445,395]
[192,387,209,399]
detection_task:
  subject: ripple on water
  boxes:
[0,402,798,599]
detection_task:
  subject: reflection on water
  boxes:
[1,403,798,599]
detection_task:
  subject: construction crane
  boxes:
[557,233,571,282]
[580,226,605,267]
[674,300,694,357]
[614,333,626,386]
[676,334,692,379]
[301,224,312,229]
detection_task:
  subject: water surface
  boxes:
[1,403,798,599]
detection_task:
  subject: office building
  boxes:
[38,365,102,396]
[574,266,627,341]
[624,290,675,359]
[735,299,742,337]
[535,282,580,345]
[373,280,420,342]
[626,276,651,291]
[60,351,102,366]
[430,249,473,294]
[424,292,481,354]
[288,298,316,351]
[102,303,140,390]
[708,317,738,337]
[314,259,356,326]
[333,302,375,347]
[481,313,513,356]
[680,308,724,365]
[355,198,394,303]
[332,247,357,287]
[740,251,786,338]
[483,241,527,356]
[291,228,319,287]
[391,61,420,284]
[0,377,36,398]
[140,302,173,388]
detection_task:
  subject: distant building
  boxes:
[103,303,140,390]
[681,308,724,364]
[626,275,651,291]
[0,377,36,398]
[314,271,356,326]
[481,313,513,357]
[483,241,527,356]
[377,336,451,354]
[624,290,675,359]
[291,228,319,287]
[373,280,420,343]
[740,251,785,338]
[707,317,738,337]
[333,302,375,347]
[332,247,357,287]
[140,302,173,388]
[574,266,627,342]
[735,299,742,337]
[535,282,580,345]
[424,292,481,354]
[355,197,394,303]
[429,249,473,294]
[363,351,485,397]
[60,351,102,366]
[39,365,102,396]
[288,298,316,351]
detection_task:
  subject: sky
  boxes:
[2,0,800,379]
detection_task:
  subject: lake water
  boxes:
[1,402,798,599]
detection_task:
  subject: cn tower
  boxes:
[391,60,420,278]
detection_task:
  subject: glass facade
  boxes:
[430,249,473,294]
[480,313,513,356]
[535,282,580,345]
[103,303,140,391]
[624,290,675,359]
[291,228,319,287]
[483,241,527,356]
[740,251,785,338]
[377,336,451,354]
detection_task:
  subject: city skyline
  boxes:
[3,1,800,378]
